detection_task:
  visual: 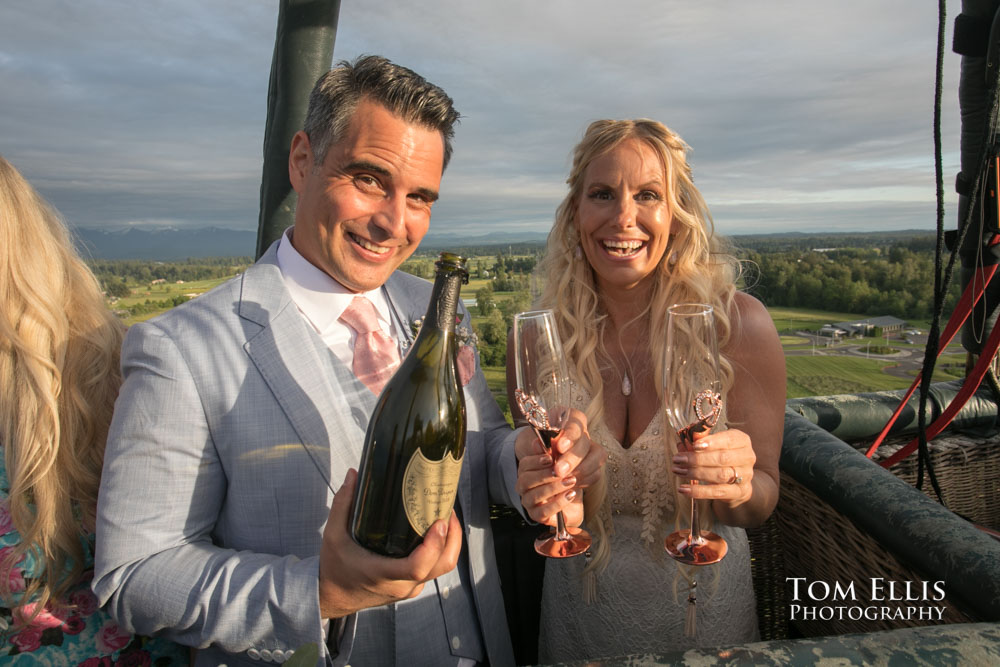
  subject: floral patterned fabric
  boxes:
[1,449,189,665]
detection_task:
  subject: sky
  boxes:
[0,1,966,242]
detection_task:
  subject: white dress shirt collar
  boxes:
[275,228,393,339]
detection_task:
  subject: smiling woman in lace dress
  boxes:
[508,120,786,662]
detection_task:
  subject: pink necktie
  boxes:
[339,296,401,395]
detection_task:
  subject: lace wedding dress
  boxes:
[537,387,759,663]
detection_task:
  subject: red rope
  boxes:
[864,256,998,458]
[880,312,1000,467]
[866,155,1000,461]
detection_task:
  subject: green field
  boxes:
[784,355,911,397]
[465,277,494,294]
[112,275,237,325]
[784,354,966,398]
[116,277,233,306]
[480,365,512,424]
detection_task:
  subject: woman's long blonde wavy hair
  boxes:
[536,119,740,599]
[0,156,124,615]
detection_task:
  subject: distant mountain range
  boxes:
[73,226,258,260]
[422,230,549,248]
[70,225,550,260]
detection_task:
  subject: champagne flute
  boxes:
[662,303,728,565]
[513,309,592,558]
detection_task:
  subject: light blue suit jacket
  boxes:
[93,243,519,666]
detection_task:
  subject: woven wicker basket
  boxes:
[746,516,789,640]
[771,475,975,638]
[864,432,1000,532]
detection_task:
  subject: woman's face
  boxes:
[575,137,674,294]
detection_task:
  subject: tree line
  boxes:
[399,252,539,367]
[729,230,938,254]
[472,283,530,366]
[456,234,963,365]
[121,295,193,317]
[740,245,959,320]
[401,235,964,365]
[89,257,253,298]
[400,252,539,283]
[91,231,961,354]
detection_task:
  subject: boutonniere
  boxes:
[410,316,479,387]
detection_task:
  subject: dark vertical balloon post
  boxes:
[256,0,341,259]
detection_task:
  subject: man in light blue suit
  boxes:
[93,55,600,667]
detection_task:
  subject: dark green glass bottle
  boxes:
[350,252,469,557]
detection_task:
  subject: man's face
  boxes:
[288,99,445,292]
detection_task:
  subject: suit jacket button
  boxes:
[247,648,261,660]
[260,648,273,662]
[451,636,461,650]
[441,585,450,599]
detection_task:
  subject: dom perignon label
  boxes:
[402,449,464,533]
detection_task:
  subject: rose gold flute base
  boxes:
[664,529,728,565]
[535,527,592,558]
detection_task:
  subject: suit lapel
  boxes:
[239,246,367,489]
[383,273,419,356]
[237,264,462,498]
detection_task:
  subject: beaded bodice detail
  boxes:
[602,403,676,542]
[566,378,677,544]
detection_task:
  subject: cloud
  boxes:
[1,1,274,227]
[0,0,964,238]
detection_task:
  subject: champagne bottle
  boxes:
[350,252,469,557]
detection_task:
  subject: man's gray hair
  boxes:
[303,54,460,169]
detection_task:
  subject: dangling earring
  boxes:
[575,245,583,260]
[668,251,678,266]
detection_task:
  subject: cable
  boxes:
[917,0,949,501]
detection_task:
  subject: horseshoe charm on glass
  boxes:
[693,389,722,428]
[514,388,549,431]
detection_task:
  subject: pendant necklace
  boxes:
[620,346,635,396]
[612,324,644,397]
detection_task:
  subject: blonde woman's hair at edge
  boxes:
[0,155,125,620]
[535,119,740,602]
